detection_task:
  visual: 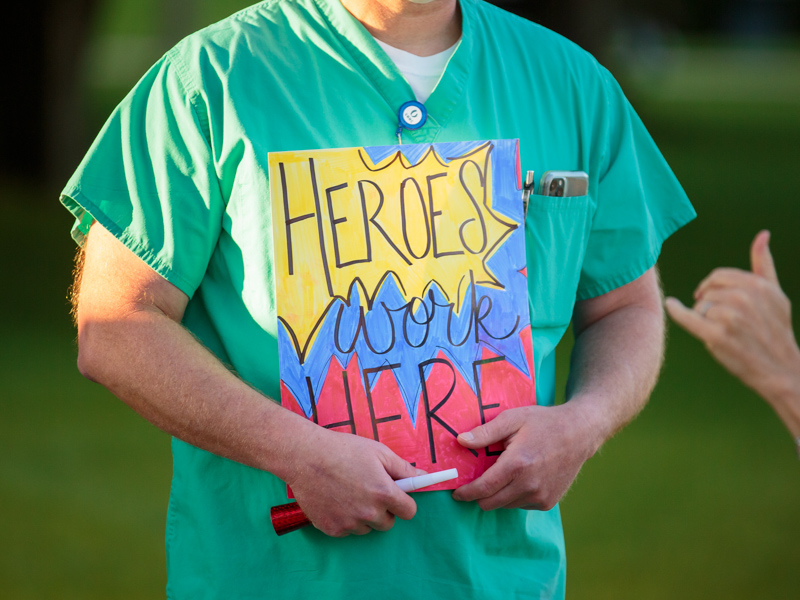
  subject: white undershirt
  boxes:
[374,38,460,103]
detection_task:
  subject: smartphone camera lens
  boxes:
[550,178,565,197]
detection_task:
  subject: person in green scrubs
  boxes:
[63,0,695,598]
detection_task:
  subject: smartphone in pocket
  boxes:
[538,171,588,197]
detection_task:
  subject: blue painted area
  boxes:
[362,140,487,168]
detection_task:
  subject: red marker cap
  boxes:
[271,502,312,536]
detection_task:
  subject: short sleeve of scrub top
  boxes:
[577,65,695,300]
[59,53,224,299]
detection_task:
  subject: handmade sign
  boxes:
[269,139,535,491]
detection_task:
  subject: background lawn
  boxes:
[1,3,799,597]
[560,49,800,598]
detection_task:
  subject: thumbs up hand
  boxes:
[665,231,800,421]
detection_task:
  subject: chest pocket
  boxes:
[524,194,593,329]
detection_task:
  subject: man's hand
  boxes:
[285,427,422,537]
[666,231,800,433]
[451,404,597,510]
[454,267,665,511]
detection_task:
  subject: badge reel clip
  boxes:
[396,100,427,144]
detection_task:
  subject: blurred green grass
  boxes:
[3,32,800,600]
[559,62,800,598]
[1,196,171,599]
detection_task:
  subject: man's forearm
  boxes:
[78,304,318,482]
[566,284,665,451]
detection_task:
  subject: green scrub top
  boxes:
[60,0,696,598]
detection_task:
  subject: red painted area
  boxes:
[281,332,535,496]
[366,364,419,462]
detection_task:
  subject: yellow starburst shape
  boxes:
[269,142,518,362]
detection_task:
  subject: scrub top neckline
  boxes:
[312,0,474,144]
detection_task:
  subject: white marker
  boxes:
[395,468,458,492]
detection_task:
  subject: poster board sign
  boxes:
[269,139,535,491]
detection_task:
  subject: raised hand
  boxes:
[665,230,800,406]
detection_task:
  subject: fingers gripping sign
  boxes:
[286,426,421,537]
[451,405,594,511]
